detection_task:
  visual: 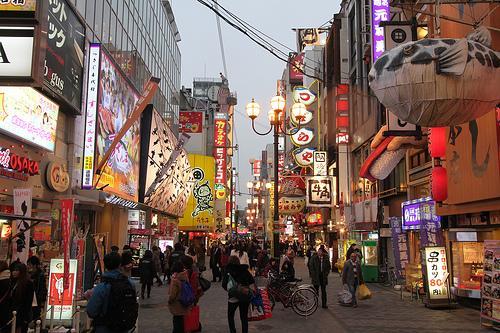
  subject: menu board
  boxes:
[424,246,450,300]
[481,240,500,323]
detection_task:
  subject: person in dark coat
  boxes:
[169,243,185,271]
[342,251,364,307]
[308,247,331,308]
[139,250,155,299]
[222,256,255,333]
[10,262,34,333]
[27,256,47,322]
[209,243,221,282]
[0,261,12,333]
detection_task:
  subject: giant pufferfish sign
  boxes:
[368,27,500,127]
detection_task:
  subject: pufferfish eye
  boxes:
[403,44,416,56]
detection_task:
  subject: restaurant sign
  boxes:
[424,246,450,300]
[0,146,40,181]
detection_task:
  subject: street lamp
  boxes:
[246,95,303,256]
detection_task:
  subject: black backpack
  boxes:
[102,275,138,332]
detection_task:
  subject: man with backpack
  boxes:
[87,252,138,333]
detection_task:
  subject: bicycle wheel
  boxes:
[291,288,318,317]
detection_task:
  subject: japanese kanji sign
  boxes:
[291,127,314,146]
[45,0,85,112]
[213,113,227,199]
[306,176,334,207]
[371,0,390,61]
[82,44,100,190]
[313,151,327,176]
[424,246,450,300]
[289,52,304,84]
[293,147,316,167]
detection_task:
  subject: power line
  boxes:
[195,0,324,82]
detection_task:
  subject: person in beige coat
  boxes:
[168,261,189,333]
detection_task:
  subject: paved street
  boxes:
[138,258,484,333]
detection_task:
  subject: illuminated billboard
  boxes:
[0,86,59,151]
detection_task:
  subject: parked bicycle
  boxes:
[266,271,318,317]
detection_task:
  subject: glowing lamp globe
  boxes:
[270,95,286,112]
[268,109,278,124]
[431,166,448,202]
[291,102,307,123]
[246,98,261,120]
[428,127,447,158]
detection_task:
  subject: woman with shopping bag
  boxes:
[342,252,364,307]
[222,256,256,333]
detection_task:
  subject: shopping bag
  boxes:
[184,305,200,333]
[357,283,372,300]
[337,285,352,305]
[259,288,273,319]
[248,302,265,321]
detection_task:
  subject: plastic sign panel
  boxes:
[0,86,59,151]
[0,0,35,11]
[179,111,203,133]
[313,151,327,176]
[306,176,334,207]
[293,147,316,167]
[481,240,500,323]
[291,127,314,146]
[401,197,441,231]
[292,86,317,106]
[46,259,78,320]
[82,43,101,189]
[0,27,34,78]
[371,0,390,61]
[213,113,227,199]
[289,53,304,84]
[424,246,450,300]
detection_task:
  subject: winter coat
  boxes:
[10,277,34,327]
[86,269,135,333]
[209,247,221,269]
[0,270,12,329]
[222,263,255,296]
[30,268,47,306]
[308,254,331,286]
[168,270,190,316]
[230,250,250,266]
[342,260,364,286]
[169,250,185,269]
[152,250,162,273]
[138,258,155,284]
[281,257,296,282]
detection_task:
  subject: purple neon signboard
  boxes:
[402,197,441,231]
[371,0,390,61]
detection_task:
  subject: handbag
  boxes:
[199,276,211,292]
[184,305,200,333]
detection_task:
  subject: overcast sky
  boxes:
[171,0,341,206]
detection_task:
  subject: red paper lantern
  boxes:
[431,166,448,202]
[428,127,447,158]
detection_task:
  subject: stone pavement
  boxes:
[138,258,485,333]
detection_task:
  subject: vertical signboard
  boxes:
[289,52,304,84]
[306,176,334,207]
[214,113,227,200]
[313,151,327,176]
[12,188,32,263]
[481,240,500,324]
[424,246,450,301]
[60,199,74,290]
[82,43,101,189]
[45,0,85,112]
[371,0,390,62]
[46,259,78,320]
[389,217,408,279]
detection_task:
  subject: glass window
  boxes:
[85,0,95,27]
[94,0,102,38]
[102,1,111,44]
[75,0,86,18]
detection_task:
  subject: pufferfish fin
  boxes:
[467,26,491,48]
[437,38,468,76]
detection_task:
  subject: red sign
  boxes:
[252,160,262,177]
[0,147,40,181]
[289,53,304,84]
[60,199,74,290]
[214,116,227,199]
[179,111,203,133]
[336,132,349,144]
[49,273,75,305]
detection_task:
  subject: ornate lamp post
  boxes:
[246,96,305,256]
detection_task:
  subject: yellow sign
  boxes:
[178,155,215,231]
[0,0,36,11]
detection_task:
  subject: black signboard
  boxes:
[44,0,85,113]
